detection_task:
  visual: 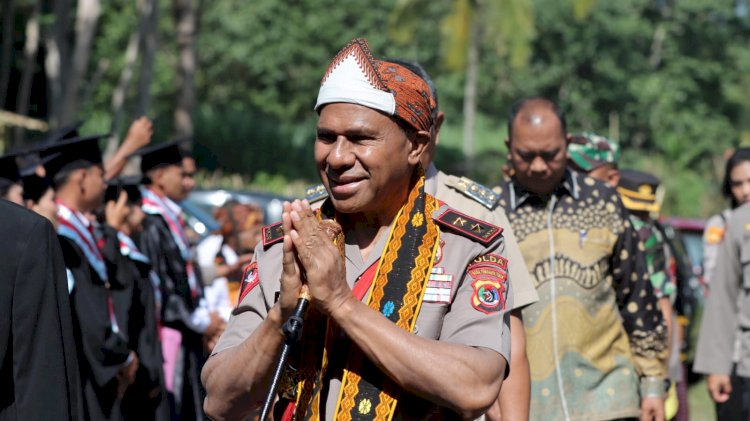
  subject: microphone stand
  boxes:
[259,288,311,421]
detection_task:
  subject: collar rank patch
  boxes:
[448,176,499,210]
[237,262,259,305]
[468,254,508,314]
[435,209,503,245]
[262,222,284,248]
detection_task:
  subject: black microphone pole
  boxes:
[259,288,311,421]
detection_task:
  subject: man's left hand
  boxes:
[640,396,664,421]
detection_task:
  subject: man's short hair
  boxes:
[507,97,567,140]
[52,167,78,190]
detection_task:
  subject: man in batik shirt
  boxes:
[495,97,668,421]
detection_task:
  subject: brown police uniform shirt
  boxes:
[213,202,513,419]
[425,164,539,309]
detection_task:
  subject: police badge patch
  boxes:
[237,262,259,305]
[468,254,508,314]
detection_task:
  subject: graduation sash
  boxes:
[57,201,108,282]
[118,231,150,264]
[118,231,163,311]
[141,187,199,298]
[293,168,440,421]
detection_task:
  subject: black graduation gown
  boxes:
[140,214,205,421]
[60,228,131,421]
[0,201,81,421]
[105,235,170,421]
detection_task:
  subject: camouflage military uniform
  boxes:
[568,132,620,172]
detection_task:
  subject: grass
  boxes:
[688,379,716,420]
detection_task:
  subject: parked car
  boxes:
[181,188,292,239]
[660,217,706,366]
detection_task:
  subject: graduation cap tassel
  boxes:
[259,288,311,421]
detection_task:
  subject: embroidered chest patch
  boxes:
[237,262,259,305]
[468,254,508,314]
[423,267,454,304]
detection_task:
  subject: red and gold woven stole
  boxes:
[292,169,440,421]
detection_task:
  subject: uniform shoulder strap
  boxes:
[443,175,499,210]
[433,207,503,246]
[261,222,284,248]
[304,183,329,204]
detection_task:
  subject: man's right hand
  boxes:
[124,117,153,150]
[105,192,130,230]
[707,374,732,403]
[279,201,304,321]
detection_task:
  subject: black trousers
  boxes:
[716,366,750,421]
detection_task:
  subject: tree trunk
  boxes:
[173,0,197,139]
[13,0,42,147]
[461,19,480,171]
[105,30,140,160]
[44,0,72,128]
[60,0,101,126]
[0,0,15,109]
[136,0,158,117]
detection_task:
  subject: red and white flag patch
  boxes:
[237,262,259,305]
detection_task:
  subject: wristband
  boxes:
[640,376,666,398]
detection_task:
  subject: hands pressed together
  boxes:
[278,200,351,321]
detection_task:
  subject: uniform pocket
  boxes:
[413,303,448,340]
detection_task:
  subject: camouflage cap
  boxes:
[568,131,620,171]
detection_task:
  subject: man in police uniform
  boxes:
[695,202,750,419]
[303,59,537,420]
[202,38,513,421]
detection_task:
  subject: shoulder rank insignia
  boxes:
[446,176,499,210]
[434,208,503,245]
[262,222,284,248]
[304,183,329,204]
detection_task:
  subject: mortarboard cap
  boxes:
[38,134,105,180]
[105,176,144,204]
[617,169,662,213]
[133,141,184,174]
[21,153,60,203]
[0,154,21,187]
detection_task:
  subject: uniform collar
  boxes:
[508,168,580,210]
[424,163,439,196]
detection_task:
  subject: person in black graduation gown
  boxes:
[39,136,140,421]
[135,142,224,421]
[0,154,24,205]
[0,193,81,420]
[103,177,170,421]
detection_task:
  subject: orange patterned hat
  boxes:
[315,38,436,133]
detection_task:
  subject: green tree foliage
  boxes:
[4,0,749,217]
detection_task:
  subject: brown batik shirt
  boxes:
[495,169,668,421]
